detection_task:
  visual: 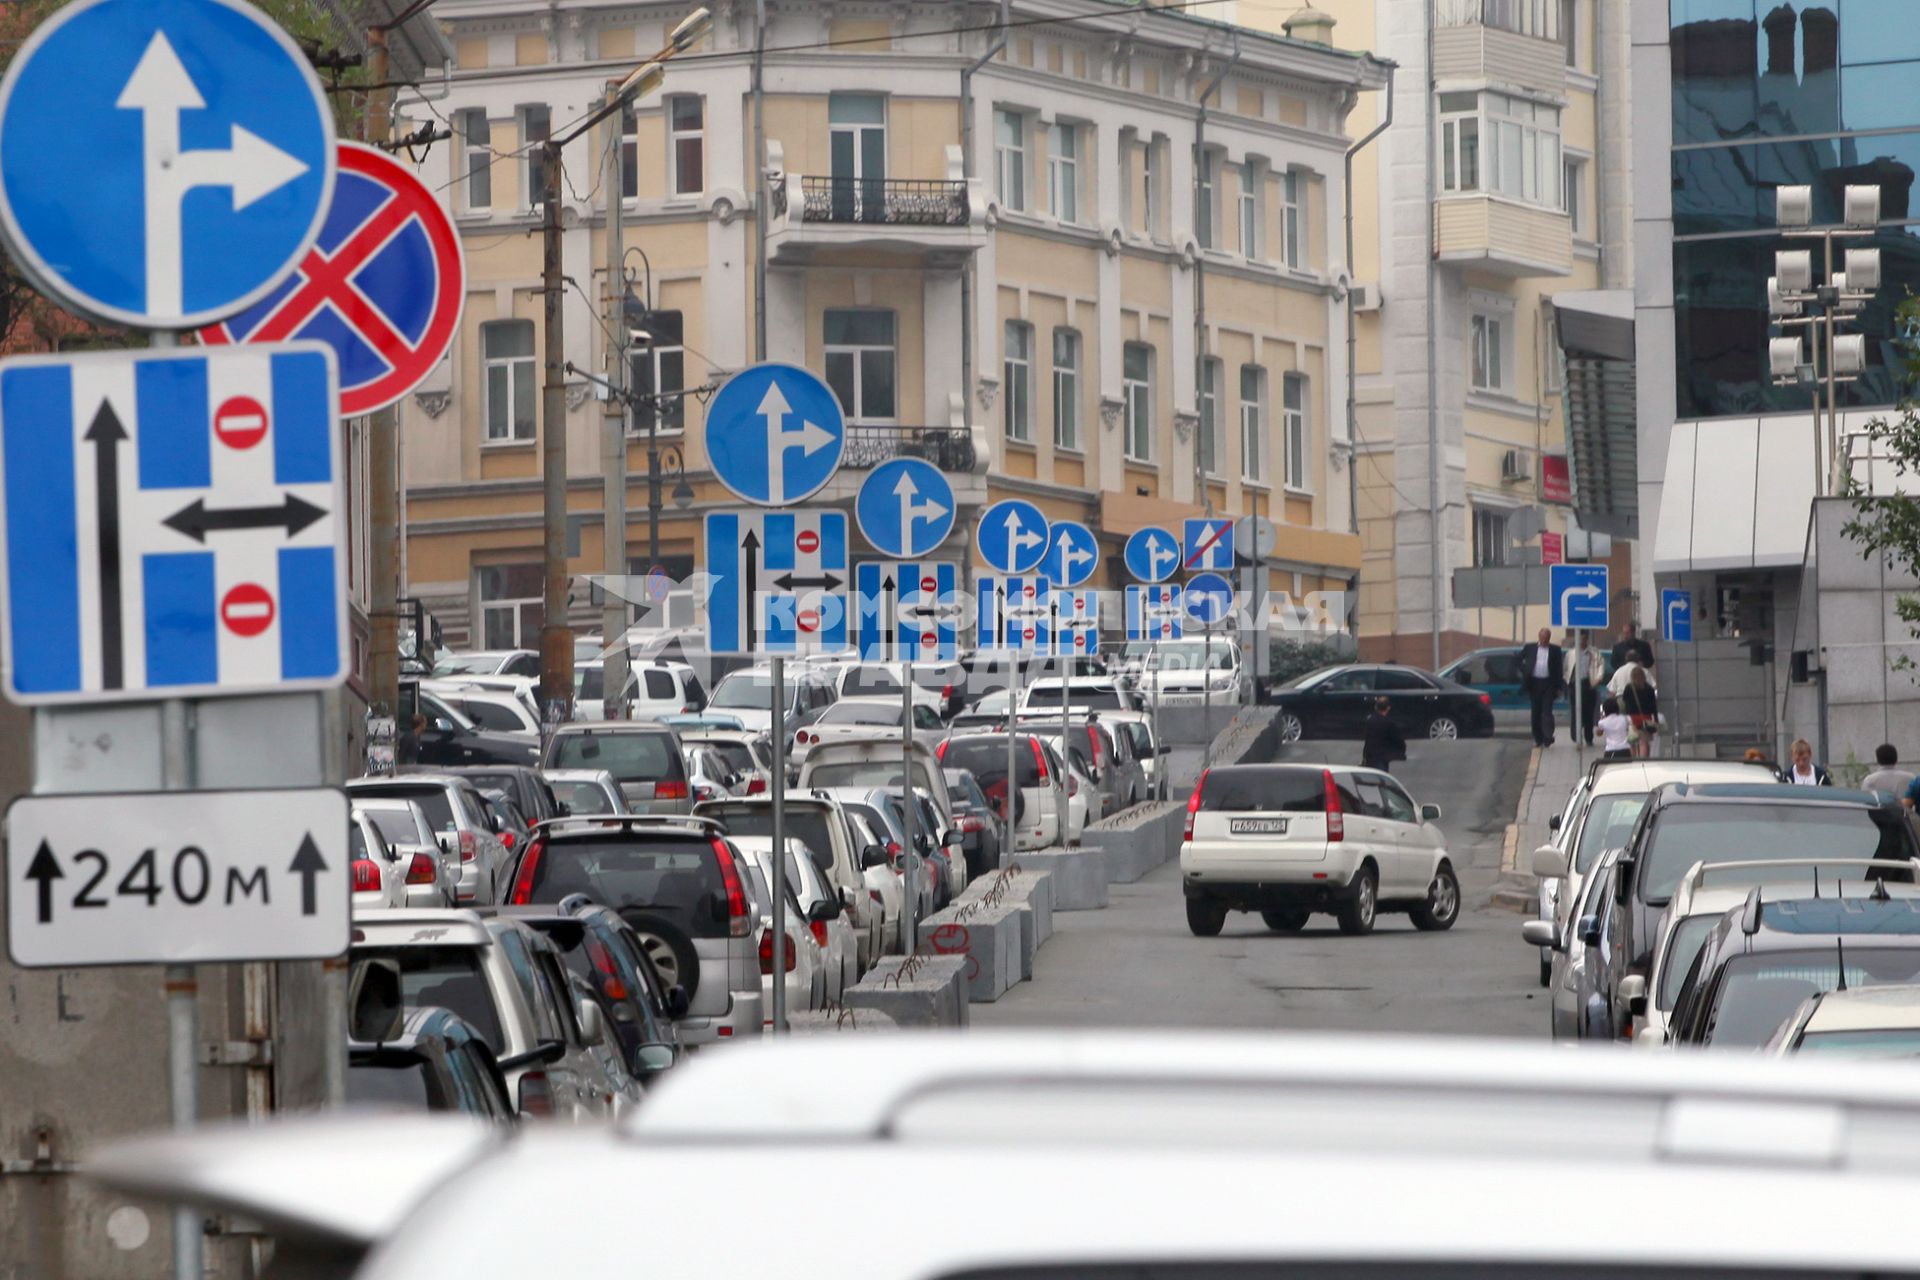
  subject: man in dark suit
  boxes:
[1361,697,1407,773]
[1518,627,1565,748]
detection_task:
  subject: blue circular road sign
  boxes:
[977,498,1049,575]
[0,0,337,329]
[855,457,955,559]
[1185,572,1235,627]
[1123,525,1179,584]
[1044,520,1100,588]
[705,363,846,506]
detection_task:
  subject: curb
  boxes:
[1489,746,1543,914]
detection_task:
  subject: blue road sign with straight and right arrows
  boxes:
[1662,588,1693,643]
[1183,518,1234,571]
[704,363,845,507]
[1126,584,1183,642]
[0,343,348,705]
[1124,525,1179,584]
[0,0,337,330]
[975,574,1052,652]
[1043,520,1100,589]
[976,498,1049,575]
[703,510,850,657]
[854,561,962,662]
[854,457,954,560]
[1549,563,1610,630]
[1184,573,1235,628]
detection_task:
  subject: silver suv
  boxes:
[542,723,693,814]
[501,816,763,1045]
[347,776,509,905]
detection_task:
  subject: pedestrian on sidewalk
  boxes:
[1611,621,1656,684]
[1573,636,1605,745]
[1619,666,1659,758]
[1518,627,1565,749]
[1596,698,1634,759]
[1362,696,1407,773]
[1784,738,1833,786]
[1862,744,1914,801]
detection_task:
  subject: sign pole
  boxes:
[1202,618,1214,772]
[1058,607,1070,812]
[769,655,787,1033]
[1574,633,1585,766]
[900,652,917,954]
[1152,637,1164,800]
[1008,655,1021,848]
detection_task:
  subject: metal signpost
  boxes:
[701,362,847,1033]
[1040,523,1099,774]
[1664,588,1693,752]
[1551,564,1611,759]
[1186,572,1236,770]
[977,499,1050,853]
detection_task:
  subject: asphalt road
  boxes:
[973,733,1544,1037]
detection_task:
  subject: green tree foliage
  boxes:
[1841,293,1920,657]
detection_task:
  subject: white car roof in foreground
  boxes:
[1589,758,1777,795]
[1800,983,1920,1033]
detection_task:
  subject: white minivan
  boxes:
[934,733,1068,852]
[1180,763,1460,937]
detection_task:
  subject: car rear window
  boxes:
[346,1057,440,1111]
[1709,948,1920,1048]
[526,837,728,937]
[548,731,683,783]
[359,786,457,834]
[1199,767,1329,813]
[551,780,617,816]
[822,701,900,726]
[845,665,904,695]
[353,947,505,1053]
[460,701,526,732]
[576,667,605,700]
[1027,686,1125,709]
[807,760,937,795]
[1643,805,1912,902]
[361,807,424,846]
[938,737,1041,789]
[701,742,756,775]
[711,808,838,872]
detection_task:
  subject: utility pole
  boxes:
[365,26,401,728]
[539,146,573,716]
[601,88,629,718]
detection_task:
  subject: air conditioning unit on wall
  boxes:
[1350,282,1381,312]
[1500,449,1532,483]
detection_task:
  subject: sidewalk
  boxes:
[1489,739,1588,911]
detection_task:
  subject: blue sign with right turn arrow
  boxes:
[1549,563,1609,630]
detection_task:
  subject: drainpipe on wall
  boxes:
[1342,57,1394,538]
[959,0,1010,501]
[752,0,767,361]
[1192,34,1241,518]
[1423,0,1442,672]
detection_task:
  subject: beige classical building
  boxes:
[1234,0,1636,665]
[391,0,1387,655]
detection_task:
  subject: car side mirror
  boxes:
[944,828,965,848]
[435,833,455,857]
[1531,845,1570,880]
[665,985,690,1019]
[1421,803,1442,822]
[861,844,889,870]
[574,998,607,1048]
[1520,919,1560,952]
[1578,914,1602,947]
[806,897,840,923]
[1618,974,1649,1020]
[1613,856,1633,904]
[634,1043,675,1076]
[1549,814,1562,832]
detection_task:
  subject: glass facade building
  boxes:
[1670,0,1920,418]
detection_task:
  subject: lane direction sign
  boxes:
[202,142,465,415]
[0,343,347,704]
[1549,563,1609,630]
[1052,588,1101,656]
[854,457,955,560]
[1043,520,1100,589]
[0,0,337,329]
[6,787,350,968]
[1183,518,1234,571]
[1663,587,1693,643]
[975,574,1052,652]
[1126,584,1184,642]
[977,499,1049,575]
[1123,525,1179,584]
[854,561,962,661]
[1185,572,1235,627]
[706,363,844,506]
[703,509,850,656]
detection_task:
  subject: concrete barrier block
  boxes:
[923,901,1024,1002]
[785,1008,902,1035]
[958,868,1054,964]
[1012,848,1107,910]
[846,955,970,1028]
[1083,801,1184,884]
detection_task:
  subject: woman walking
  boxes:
[1620,666,1659,759]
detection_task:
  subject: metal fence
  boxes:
[842,424,977,472]
[799,176,969,226]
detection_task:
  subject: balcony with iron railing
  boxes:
[1433,0,1570,96]
[811,419,990,509]
[766,140,986,265]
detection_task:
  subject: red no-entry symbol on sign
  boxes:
[797,608,820,633]
[220,584,276,637]
[796,529,821,555]
[213,396,268,450]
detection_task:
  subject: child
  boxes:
[1596,698,1634,760]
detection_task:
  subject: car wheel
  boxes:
[1261,908,1311,931]
[1279,712,1305,744]
[1426,716,1460,740]
[1410,861,1461,931]
[1335,865,1378,936]
[1185,897,1227,937]
[620,910,703,999]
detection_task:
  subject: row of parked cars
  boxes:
[1523,756,1920,1055]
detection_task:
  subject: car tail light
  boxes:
[1084,725,1104,766]
[808,920,830,948]
[711,840,751,937]
[1479,692,1492,706]
[585,938,629,1001]
[1029,737,1049,783]
[404,852,438,885]
[458,831,478,863]
[957,814,986,833]
[746,776,767,795]
[351,858,382,893]
[499,830,517,850]
[935,741,949,761]
[795,729,814,746]
[1184,768,1209,841]
[759,927,796,974]
[517,1071,555,1117]
[508,837,545,904]
[654,779,689,800]
[1324,769,1344,842]
[869,890,885,906]
[1068,775,1080,797]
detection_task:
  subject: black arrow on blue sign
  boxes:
[85,402,127,690]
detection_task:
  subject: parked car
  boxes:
[541,768,629,817]
[677,729,773,796]
[541,722,693,814]
[346,776,508,906]
[490,909,652,1109]
[734,850,826,1019]
[1029,730,1098,841]
[1136,636,1246,707]
[948,688,1011,731]
[574,658,705,722]
[789,697,946,771]
[797,736,954,826]
[421,682,543,735]
[1766,983,1920,1057]
[352,797,458,909]
[816,789,930,954]
[405,764,559,828]
[432,649,541,679]
[410,688,540,767]
[1018,676,1141,714]
[1103,710,1166,801]
[1269,664,1494,743]
[1180,763,1460,938]
[551,894,686,1085]
[705,664,835,736]
[806,659,944,714]
[1438,646,1569,713]
[1524,848,1626,1040]
[349,809,410,911]
[345,1006,516,1121]
[729,835,858,1003]
[944,767,1004,879]
[934,733,1067,851]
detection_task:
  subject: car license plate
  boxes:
[1230,818,1288,835]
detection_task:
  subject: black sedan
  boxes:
[1269,664,1495,743]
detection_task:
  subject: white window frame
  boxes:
[1563,154,1587,236]
[1142,137,1158,237]
[1196,148,1219,250]
[461,110,492,212]
[823,309,897,424]
[667,95,704,196]
[1282,372,1309,492]
[1198,357,1222,477]
[520,104,551,209]
[1471,312,1508,394]
[482,319,536,442]
[1052,327,1081,451]
[1238,164,1260,259]
[477,565,544,649]
[628,310,686,436]
[1472,504,1512,567]
[1048,121,1079,223]
[1439,91,1561,208]
[1280,169,1302,268]
[619,104,638,202]
[995,108,1027,211]
[1123,343,1154,463]
[1240,364,1266,483]
[1004,321,1033,443]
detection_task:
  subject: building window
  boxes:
[1048,122,1079,223]
[1283,372,1308,490]
[1198,358,1222,476]
[1003,321,1033,442]
[1238,166,1260,259]
[629,309,685,434]
[1240,365,1266,483]
[1471,313,1506,393]
[619,104,638,201]
[995,108,1026,210]
[1563,156,1586,236]
[1142,138,1158,237]
[1439,91,1560,207]
[1472,506,1510,567]
[1052,327,1080,451]
[823,309,896,423]
[1562,0,1578,65]
[482,320,536,441]
[1280,169,1302,268]
[1196,149,1218,250]
[478,565,544,649]
[828,93,887,221]
[1469,0,1560,39]
[668,96,703,196]
[521,105,551,207]
[461,110,491,211]
[1123,342,1154,463]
